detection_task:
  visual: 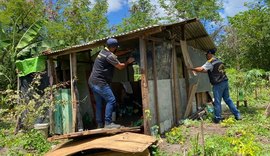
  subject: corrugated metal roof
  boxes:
[47,18,215,56]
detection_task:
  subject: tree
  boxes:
[158,0,222,24]
[45,0,109,46]
[0,0,45,89]
[114,0,159,33]
[228,3,270,70]
[217,26,244,69]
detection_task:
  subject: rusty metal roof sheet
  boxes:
[47,18,215,56]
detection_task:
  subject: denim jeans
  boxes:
[89,83,116,125]
[213,80,240,121]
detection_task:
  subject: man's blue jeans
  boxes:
[213,80,240,121]
[89,83,116,125]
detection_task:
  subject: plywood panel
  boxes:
[46,132,156,156]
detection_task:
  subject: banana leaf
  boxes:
[16,20,43,50]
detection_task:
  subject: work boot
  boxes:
[104,123,121,129]
[235,115,242,120]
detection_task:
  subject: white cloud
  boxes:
[107,0,127,13]
[222,0,253,17]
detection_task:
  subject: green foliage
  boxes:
[227,129,262,156]
[203,135,234,156]
[114,0,159,33]
[0,129,52,155]
[220,117,236,127]
[45,0,109,45]
[165,126,187,144]
[159,0,222,23]
[2,73,56,131]
[220,2,270,70]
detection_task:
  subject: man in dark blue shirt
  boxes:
[89,38,134,128]
[190,49,241,123]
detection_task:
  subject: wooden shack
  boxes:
[45,18,215,135]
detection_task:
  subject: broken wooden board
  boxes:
[45,132,156,156]
[48,126,141,142]
[184,83,198,118]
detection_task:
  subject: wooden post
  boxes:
[140,37,150,135]
[170,42,176,124]
[152,41,160,131]
[48,58,55,134]
[70,53,77,132]
[172,40,181,123]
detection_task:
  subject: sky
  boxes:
[107,0,254,26]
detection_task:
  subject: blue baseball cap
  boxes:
[207,48,216,54]
[106,38,119,48]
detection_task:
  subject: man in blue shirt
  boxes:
[190,49,241,123]
[89,38,134,128]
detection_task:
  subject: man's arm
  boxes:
[190,66,207,73]
[114,57,135,70]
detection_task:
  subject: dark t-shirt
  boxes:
[89,49,120,86]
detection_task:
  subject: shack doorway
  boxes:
[88,38,143,129]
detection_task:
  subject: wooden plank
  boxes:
[46,132,156,156]
[47,126,141,141]
[151,41,160,130]
[140,37,150,135]
[184,83,198,118]
[180,40,193,69]
[172,41,181,122]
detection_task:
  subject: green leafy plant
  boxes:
[221,117,236,127]
[165,126,187,144]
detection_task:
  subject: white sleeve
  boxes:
[202,62,213,71]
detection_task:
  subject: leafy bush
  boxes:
[0,129,52,155]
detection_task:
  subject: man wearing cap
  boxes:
[89,38,134,128]
[190,49,241,123]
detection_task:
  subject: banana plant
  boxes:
[0,20,44,89]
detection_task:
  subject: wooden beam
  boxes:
[48,58,55,134]
[152,41,160,130]
[70,53,77,132]
[146,37,180,46]
[170,42,176,124]
[172,41,181,122]
[140,37,150,135]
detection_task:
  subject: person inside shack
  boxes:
[89,38,135,128]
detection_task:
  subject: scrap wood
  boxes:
[45,132,157,156]
[189,109,206,120]
[48,126,141,142]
